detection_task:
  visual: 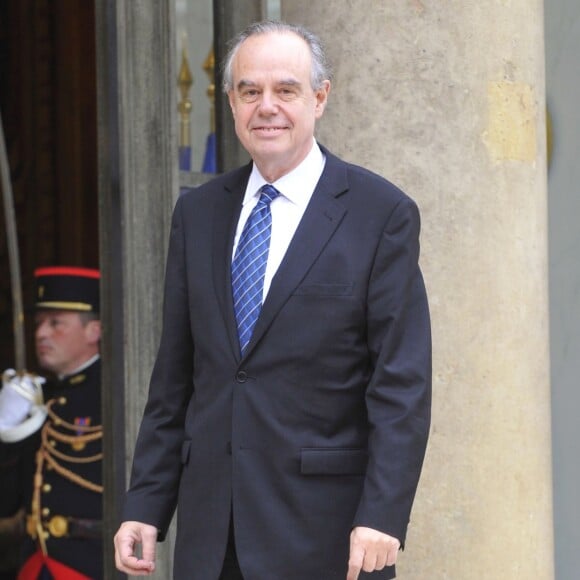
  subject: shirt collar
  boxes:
[58,354,100,381]
[244,139,325,207]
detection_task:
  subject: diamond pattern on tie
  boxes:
[232,184,280,355]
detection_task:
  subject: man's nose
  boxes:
[258,91,278,114]
[35,320,49,338]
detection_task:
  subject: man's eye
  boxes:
[279,88,297,99]
[241,90,259,100]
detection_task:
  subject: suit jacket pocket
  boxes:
[181,440,191,465]
[293,283,354,297]
[300,447,368,475]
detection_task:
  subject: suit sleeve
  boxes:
[353,196,431,546]
[122,195,194,538]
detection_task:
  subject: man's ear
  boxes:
[314,80,331,119]
[86,320,102,344]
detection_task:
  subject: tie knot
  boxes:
[258,184,280,206]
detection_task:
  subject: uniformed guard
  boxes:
[1,267,103,580]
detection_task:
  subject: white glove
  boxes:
[0,369,47,441]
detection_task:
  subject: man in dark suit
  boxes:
[114,20,431,580]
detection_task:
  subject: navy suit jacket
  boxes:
[123,146,431,579]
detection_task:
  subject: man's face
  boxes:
[35,310,101,376]
[228,31,330,183]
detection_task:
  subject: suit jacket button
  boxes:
[236,371,247,383]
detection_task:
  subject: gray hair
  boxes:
[222,20,332,93]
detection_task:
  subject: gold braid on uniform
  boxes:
[40,397,104,493]
[31,447,49,554]
[42,425,104,467]
[28,426,102,554]
[28,397,104,554]
[41,451,104,494]
[46,397,102,433]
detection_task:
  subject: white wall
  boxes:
[545,3,580,578]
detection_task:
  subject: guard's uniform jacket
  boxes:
[20,359,102,580]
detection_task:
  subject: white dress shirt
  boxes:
[232,139,326,300]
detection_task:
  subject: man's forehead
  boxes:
[232,49,311,90]
[35,309,80,320]
[235,31,310,65]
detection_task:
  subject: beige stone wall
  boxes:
[282,2,553,578]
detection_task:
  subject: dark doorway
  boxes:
[0,0,98,371]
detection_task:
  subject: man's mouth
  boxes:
[252,126,287,133]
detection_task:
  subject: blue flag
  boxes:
[179,145,192,172]
[202,132,217,174]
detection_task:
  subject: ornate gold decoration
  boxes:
[47,515,68,538]
[178,34,194,149]
[203,47,216,133]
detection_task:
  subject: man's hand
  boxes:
[0,508,25,537]
[0,369,45,428]
[0,370,47,442]
[347,526,400,580]
[114,521,158,576]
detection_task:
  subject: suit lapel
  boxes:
[212,165,252,359]
[242,152,349,359]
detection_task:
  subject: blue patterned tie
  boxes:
[232,184,280,354]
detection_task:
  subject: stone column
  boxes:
[282,2,553,578]
[214,0,262,171]
[97,1,178,577]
